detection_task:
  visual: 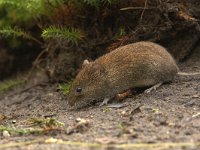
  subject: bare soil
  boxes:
[0,47,200,150]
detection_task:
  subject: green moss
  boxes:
[116,122,124,129]
[0,79,23,93]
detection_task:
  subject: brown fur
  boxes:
[67,41,179,109]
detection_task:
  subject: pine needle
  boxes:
[0,26,42,44]
[41,26,83,45]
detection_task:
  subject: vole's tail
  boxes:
[177,72,200,76]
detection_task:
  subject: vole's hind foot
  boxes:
[116,89,136,101]
[99,98,110,106]
[144,82,163,93]
[100,89,137,107]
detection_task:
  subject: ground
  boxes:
[0,47,200,150]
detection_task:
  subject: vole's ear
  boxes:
[92,62,106,75]
[82,59,90,68]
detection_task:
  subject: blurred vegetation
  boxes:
[0,0,82,44]
[0,79,23,93]
[0,0,122,44]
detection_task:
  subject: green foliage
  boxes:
[42,26,83,44]
[81,0,119,7]
[0,125,35,135]
[0,118,64,135]
[58,81,72,95]
[118,27,126,36]
[0,0,45,13]
[0,0,65,25]
[0,0,65,45]
[0,26,42,44]
[0,25,83,45]
[0,26,29,38]
[82,0,101,7]
[28,118,65,128]
[0,0,41,25]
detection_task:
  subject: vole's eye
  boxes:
[76,87,82,93]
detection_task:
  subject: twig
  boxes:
[140,0,148,20]
[28,36,43,45]
[25,49,48,81]
[120,6,155,11]
[6,82,48,98]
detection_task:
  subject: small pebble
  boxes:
[45,137,58,143]
[192,94,199,98]
[48,93,54,96]
[76,118,82,122]
[2,130,10,137]
[67,118,90,134]
[121,111,126,116]
[12,120,17,124]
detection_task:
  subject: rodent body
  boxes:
[67,41,179,109]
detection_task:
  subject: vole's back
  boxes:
[96,41,178,94]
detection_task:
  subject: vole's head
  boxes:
[67,60,107,109]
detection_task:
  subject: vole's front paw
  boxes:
[99,98,110,106]
[144,82,163,94]
[144,88,152,94]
